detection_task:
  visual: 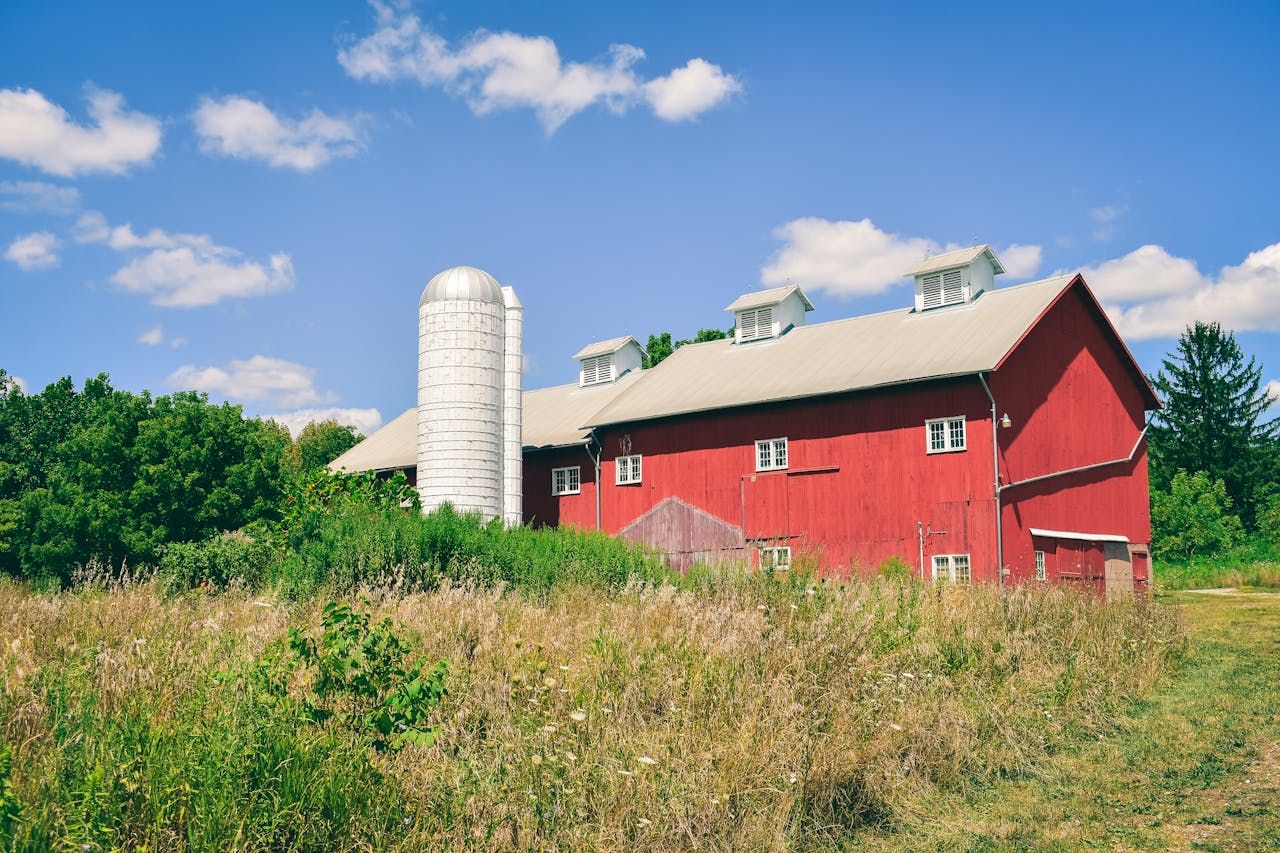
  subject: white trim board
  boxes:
[1029,528,1129,544]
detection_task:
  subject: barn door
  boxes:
[1103,541,1134,599]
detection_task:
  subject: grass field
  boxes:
[0,571,1194,851]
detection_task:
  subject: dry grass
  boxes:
[0,570,1182,851]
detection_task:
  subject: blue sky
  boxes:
[3,0,1279,435]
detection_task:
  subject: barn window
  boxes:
[932,554,971,584]
[552,466,581,496]
[737,306,774,342]
[755,437,789,471]
[616,454,642,485]
[925,416,966,453]
[920,268,965,309]
[761,546,792,570]
[580,354,613,386]
[1034,550,1046,581]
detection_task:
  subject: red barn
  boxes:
[333,246,1157,595]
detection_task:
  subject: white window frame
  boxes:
[1034,550,1047,581]
[755,437,789,472]
[551,466,581,496]
[925,416,966,454]
[932,554,971,584]
[761,546,792,570]
[580,354,613,387]
[615,454,642,485]
[737,306,774,342]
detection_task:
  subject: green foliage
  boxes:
[1149,322,1278,529]
[286,418,364,474]
[258,600,448,752]
[0,372,291,583]
[1151,470,1244,561]
[877,555,913,580]
[0,746,21,846]
[156,532,277,591]
[641,327,730,368]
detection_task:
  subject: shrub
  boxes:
[156,531,276,590]
[1151,470,1244,561]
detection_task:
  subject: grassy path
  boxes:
[868,590,1280,852]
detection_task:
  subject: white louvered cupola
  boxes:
[725,285,815,344]
[572,337,644,388]
[903,245,1006,312]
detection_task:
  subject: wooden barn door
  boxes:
[1103,541,1134,599]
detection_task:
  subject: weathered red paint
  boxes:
[521,278,1153,591]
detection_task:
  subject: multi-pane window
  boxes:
[615,454,642,485]
[552,466,581,496]
[761,546,792,570]
[926,416,966,453]
[1034,550,1047,581]
[737,306,774,342]
[932,554,971,584]
[755,437,789,471]
[580,354,613,386]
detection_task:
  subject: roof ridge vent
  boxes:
[572,336,644,387]
[724,284,814,344]
[902,245,1004,312]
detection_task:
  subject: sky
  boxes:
[2,0,1279,437]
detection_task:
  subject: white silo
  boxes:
[500,286,523,527]
[418,266,512,521]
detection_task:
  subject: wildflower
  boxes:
[559,665,570,671]
[531,754,543,765]
[901,671,915,679]
[618,769,633,776]
[565,750,577,761]
[790,603,799,611]
[541,724,558,733]
[602,707,614,714]
[807,587,816,595]
[133,638,146,646]
[569,710,587,722]
[756,604,767,611]
[889,723,903,731]
[637,818,652,828]
[403,817,411,825]
[789,773,797,784]
[711,798,720,805]
[543,677,558,689]
[637,755,657,766]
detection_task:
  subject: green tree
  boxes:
[1150,470,1244,560]
[641,327,731,369]
[1149,321,1278,529]
[287,419,364,474]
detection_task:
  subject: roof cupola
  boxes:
[724,284,815,343]
[572,336,644,387]
[903,245,1005,311]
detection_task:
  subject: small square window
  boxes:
[616,454,642,485]
[932,553,971,584]
[552,466,580,496]
[755,438,789,471]
[926,416,966,453]
[761,546,791,570]
[1035,550,1046,581]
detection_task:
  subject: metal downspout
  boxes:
[585,429,602,530]
[977,373,1004,588]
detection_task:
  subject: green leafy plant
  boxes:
[1151,470,1245,561]
[0,746,21,844]
[262,600,448,751]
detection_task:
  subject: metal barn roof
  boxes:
[420,265,504,305]
[583,275,1076,428]
[902,245,1006,277]
[724,284,816,312]
[328,408,417,474]
[572,336,643,360]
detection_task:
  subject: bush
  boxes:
[156,531,277,591]
[1151,470,1244,561]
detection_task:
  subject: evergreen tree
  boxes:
[1149,321,1278,528]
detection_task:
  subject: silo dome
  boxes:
[420,265,504,306]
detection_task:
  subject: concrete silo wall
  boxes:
[501,286,523,527]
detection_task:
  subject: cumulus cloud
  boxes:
[138,327,164,346]
[1268,380,1280,407]
[74,211,294,307]
[1084,242,1280,340]
[338,3,739,132]
[193,95,365,171]
[261,407,384,439]
[0,180,81,215]
[761,217,1043,296]
[168,355,338,409]
[0,86,161,177]
[1,374,27,396]
[5,232,60,270]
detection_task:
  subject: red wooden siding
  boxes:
[523,445,597,530]
[993,284,1152,584]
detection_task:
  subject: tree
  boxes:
[1150,470,1244,560]
[1149,321,1278,529]
[641,327,731,369]
[287,419,364,474]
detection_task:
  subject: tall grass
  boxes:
[1154,535,1280,591]
[0,570,1182,851]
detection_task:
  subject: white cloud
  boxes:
[74,211,294,307]
[168,355,337,409]
[0,86,161,177]
[643,58,741,121]
[1090,203,1128,242]
[138,326,164,346]
[1268,380,1280,407]
[0,180,81,215]
[1,375,27,396]
[760,217,1043,296]
[5,232,60,270]
[1085,242,1280,340]
[193,95,365,171]
[261,407,384,439]
[338,4,739,132]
